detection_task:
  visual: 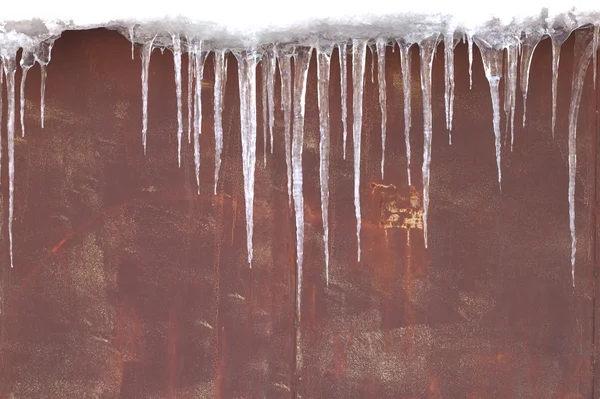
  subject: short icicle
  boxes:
[279,51,294,208]
[419,35,438,248]
[3,54,17,268]
[476,36,504,190]
[140,36,156,154]
[129,25,135,60]
[213,50,227,194]
[466,32,474,89]
[172,34,183,167]
[376,38,387,178]
[549,29,571,137]
[19,48,35,137]
[399,41,413,186]
[519,31,542,128]
[292,47,312,316]
[317,43,332,285]
[444,28,456,143]
[0,59,3,179]
[567,30,593,287]
[338,42,349,159]
[352,39,367,262]
[504,41,518,150]
[193,43,207,193]
[266,46,277,153]
[236,50,259,267]
[594,25,599,85]
[34,39,55,129]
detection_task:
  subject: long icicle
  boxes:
[193,43,207,193]
[0,59,3,180]
[19,48,35,137]
[420,35,438,248]
[172,34,183,167]
[352,39,367,262]
[261,51,268,166]
[444,28,456,143]
[317,43,332,285]
[476,37,504,191]
[467,32,474,90]
[568,30,593,287]
[279,51,294,208]
[292,47,312,315]
[504,42,518,150]
[399,41,413,186]
[34,39,55,129]
[213,50,227,194]
[3,55,17,268]
[339,42,349,159]
[140,36,156,154]
[376,38,387,179]
[187,40,195,144]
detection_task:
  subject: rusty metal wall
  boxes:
[0,28,597,398]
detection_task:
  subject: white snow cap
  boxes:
[1,1,600,46]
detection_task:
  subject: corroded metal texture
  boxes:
[0,28,597,398]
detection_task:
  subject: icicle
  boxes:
[504,42,518,150]
[172,34,183,167]
[594,26,599,86]
[399,41,413,186]
[467,32,474,89]
[140,36,156,154]
[376,38,387,179]
[19,48,35,137]
[519,32,543,128]
[567,30,593,287]
[352,39,367,262]
[0,59,3,180]
[476,37,504,191]
[419,35,438,248]
[444,28,456,143]
[338,42,348,159]
[193,43,207,193]
[34,39,55,129]
[549,30,571,137]
[317,43,332,285]
[261,52,268,166]
[129,25,135,60]
[369,43,376,84]
[279,51,294,208]
[213,50,227,195]
[3,55,17,268]
[187,44,195,144]
[266,46,277,154]
[236,50,259,267]
[291,47,312,316]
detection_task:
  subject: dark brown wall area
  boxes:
[0,27,598,398]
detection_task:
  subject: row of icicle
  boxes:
[0,26,594,317]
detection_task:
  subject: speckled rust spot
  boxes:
[375,183,423,232]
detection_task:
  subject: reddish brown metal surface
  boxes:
[0,28,597,398]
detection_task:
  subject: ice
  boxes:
[476,36,503,190]
[140,36,156,154]
[399,40,412,186]
[187,43,195,144]
[419,34,438,248]
[236,50,259,267]
[504,42,518,150]
[213,50,227,194]
[317,42,332,285]
[567,29,593,286]
[376,38,387,179]
[519,32,542,128]
[338,42,348,160]
[291,47,311,315]
[352,39,367,262]
[369,43,376,84]
[266,47,276,154]
[2,55,16,268]
[34,39,55,129]
[129,25,135,60]
[279,51,293,208]
[0,59,2,181]
[172,34,183,167]
[549,28,571,138]
[19,47,35,137]
[594,25,599,85]
[261,51,268,166]
[444,28,456,143]
[193,44,207,193]
[466,31,474,89]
